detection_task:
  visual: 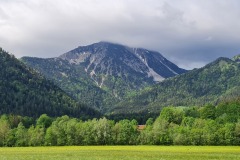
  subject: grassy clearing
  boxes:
[0,146,239,160]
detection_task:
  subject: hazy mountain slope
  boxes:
[113,56,240,114]
[0,48,100,118]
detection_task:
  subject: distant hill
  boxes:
[113,56,240,114]
[0,48,100,118]
[22,42,186,112]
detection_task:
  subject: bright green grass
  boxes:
[0,146,239,160]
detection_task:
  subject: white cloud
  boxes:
[0,0,240,69]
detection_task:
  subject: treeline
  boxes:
[0,101,240,146]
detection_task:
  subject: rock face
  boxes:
[59,42,187,85]
[22,42,187,112]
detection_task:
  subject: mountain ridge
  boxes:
[22,42,187,112]
[112,56,240,114]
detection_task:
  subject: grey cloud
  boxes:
[0,7,8,21]
[0,0,240,69]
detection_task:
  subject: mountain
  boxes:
[113,56,240,114]
[0,47,100,118]
[59,42,186,82]
[21,42,187,112]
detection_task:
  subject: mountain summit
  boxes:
[59,42,186,83]
[22,42,187,112]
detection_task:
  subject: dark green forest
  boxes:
[0,48,100,118]
[0,99,240,146]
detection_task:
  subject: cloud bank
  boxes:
[0,0,240,69]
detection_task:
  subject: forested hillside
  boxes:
[114,57,240,114]
[21,57,118,112]
[0,48,100,118]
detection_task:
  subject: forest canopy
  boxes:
[0,99,240,146]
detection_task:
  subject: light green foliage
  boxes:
[0,115,10,146]
[0,99,240,147]
[81,119,97,145]
[235,121,240,144]
[113,119,138,145]
[200,104,216,119]
[28,125,45,146]
[15,122,28,146]
[146,118,154,126]
[151,118,171,145]
[36,114,52,128]
[44,126,56,146]
[216,102,240,123]
[159,107,184,124]
[93,117,113,145]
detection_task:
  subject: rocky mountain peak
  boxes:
[59,42,187,83]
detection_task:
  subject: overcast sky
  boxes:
[0,0,240,69]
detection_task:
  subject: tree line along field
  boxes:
[0,99,240,146]
[0,146,239,160]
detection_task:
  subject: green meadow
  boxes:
[0,146,239,160]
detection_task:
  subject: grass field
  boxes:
[0,146,239,160]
